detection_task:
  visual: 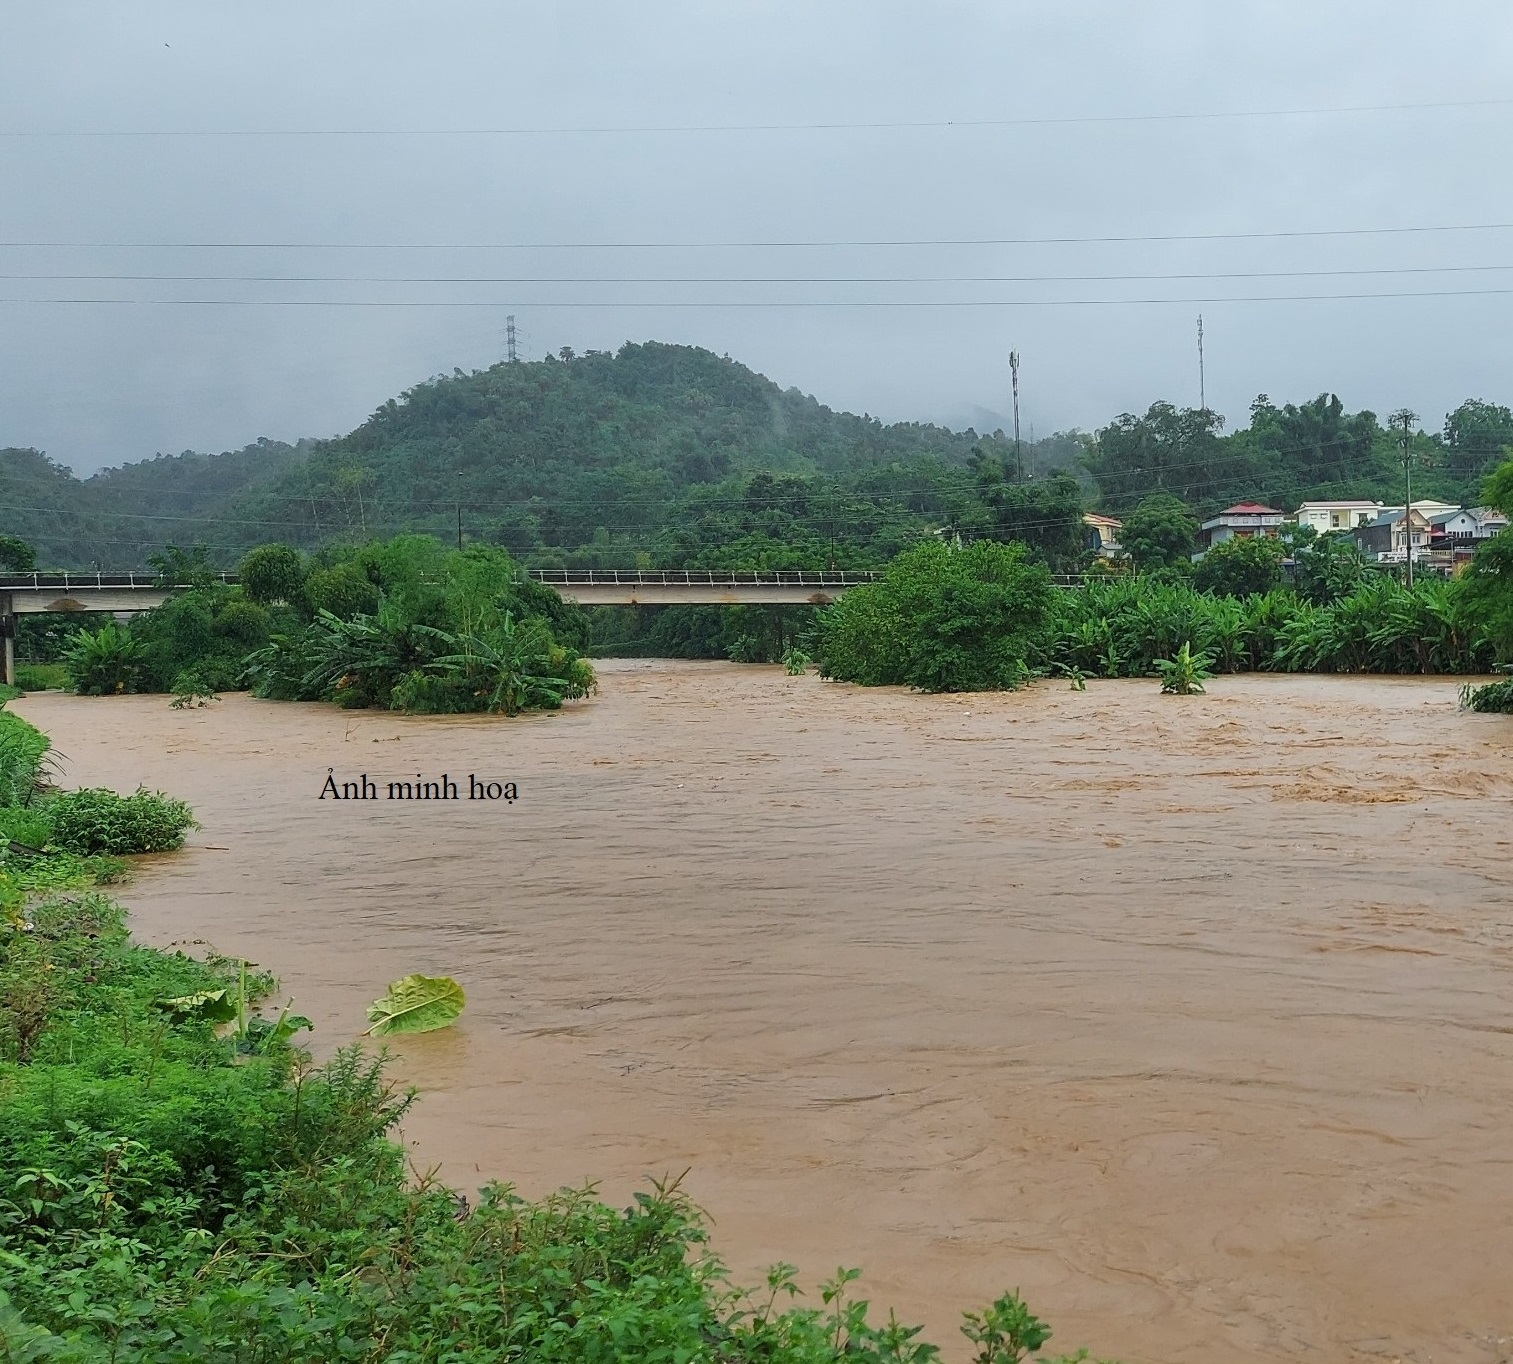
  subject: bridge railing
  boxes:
[524,569,881,588]
[0,572,238,591]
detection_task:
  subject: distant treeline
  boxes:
[4,342,1512,574]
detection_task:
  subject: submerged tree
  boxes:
[819,539,1054,693]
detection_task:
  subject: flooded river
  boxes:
[18,664,1513,1363]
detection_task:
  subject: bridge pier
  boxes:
[1,603,13,689]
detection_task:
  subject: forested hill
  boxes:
[7,339,1510,571]
[1,439,310,567]
[2,343,1073,567]
[222,341,1047,559]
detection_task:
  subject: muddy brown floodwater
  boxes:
[18,664,1513,1362]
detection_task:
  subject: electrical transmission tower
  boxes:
[1197,315,1206,412]
[506,315,519,364]
[1009,351,1022,479]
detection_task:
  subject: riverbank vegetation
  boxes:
[10,430,1512,704]
[2,698,1098,1363]
[41,538,596,718]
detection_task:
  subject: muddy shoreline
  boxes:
[18,665,1513,1363]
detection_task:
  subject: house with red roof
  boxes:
[1194,502,1286,555]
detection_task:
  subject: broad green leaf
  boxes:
[155,989,237,1024]
[365,974,465,1037]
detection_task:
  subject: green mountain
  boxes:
[1,440,309,568]
[3,342,1077,569]
[223,342,1066,562]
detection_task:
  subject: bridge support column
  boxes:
[1,610,13,688]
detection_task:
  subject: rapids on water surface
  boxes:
[19,664,1513,1363]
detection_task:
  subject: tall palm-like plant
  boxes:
[432,611,572,716]
[62,622,146,695]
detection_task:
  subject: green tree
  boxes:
[1293,532,1367,605]
[977,470,1086,570]
[0,534,36,572]
[148,543,219,589]
[1087,402,1226,510]
[819,539,1054,692]
[305,562,381,620]
[1456,455,1513,664]
[1444,399,1513,492]
[1120,494,1197,570]
[1193,535,1285,597]
[238,543,308,606]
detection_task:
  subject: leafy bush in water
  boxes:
[128,585,275,692]
[1461,675,1513,713]
[1155,641,1215,695]
[820,539,1054,692]
[61,621,146,695]
[1044,574,1491,679]
[45,787,197,855]
[242,545,596,716]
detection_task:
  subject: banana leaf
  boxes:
[155,989,238,1024]
[366,974,466,1037]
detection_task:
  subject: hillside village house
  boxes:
[1082,512,1123,557]
[1295,499,1384,535]
[1471,505,1510,538]
[1427,508,1481,547]
[1355,507,1432,563]
[1195,502,1285,555]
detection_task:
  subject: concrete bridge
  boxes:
[0,569,878,683]
[0,566,1090,682]
[525,568,879,605]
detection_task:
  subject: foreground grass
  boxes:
[0,868,1105,1363]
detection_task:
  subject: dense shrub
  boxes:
[1192,534,1285,597]
[1043,573,1492,679]
[238,542,309,606]
[819,540,1054,692]
[1119,493,1197,569]
[61,620,146,694]
[0,804,51,847]
[305,560,381,618]
[1461,675,1513,713]
[128,586,276,692]
[0,707,50,806]
[44,787,197,855]
[240,540,595,715]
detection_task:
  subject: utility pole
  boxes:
[1391,408,1417,588]
[1197,315,1206,413]
[506,315,519,363]
[1009,352,1021,480]
[455,473,464,551]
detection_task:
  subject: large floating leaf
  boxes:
[365,974,465,1037]
[155,989,238,1024]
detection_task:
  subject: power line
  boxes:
[9,263,1513,285]
[7,287,1513,308]
[7,222,1513,251]
[4,95,1510,138]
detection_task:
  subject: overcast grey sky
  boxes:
[3,0,1512,474]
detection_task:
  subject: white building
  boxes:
[1469,506,1510,538]
[1295,500,1384,535]
[1195,502,1286,554]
